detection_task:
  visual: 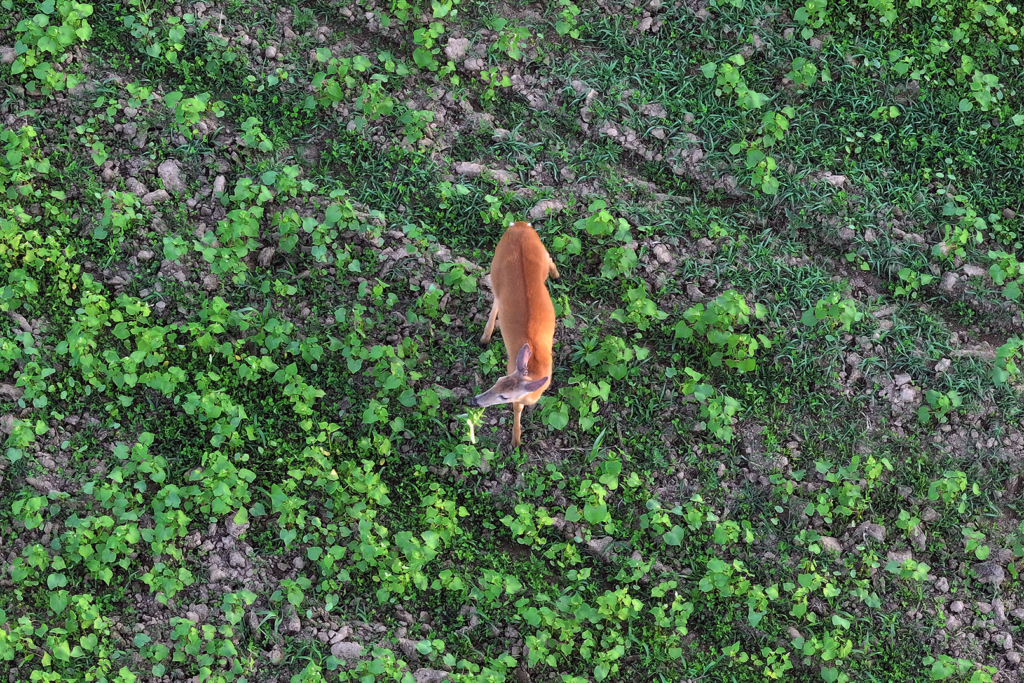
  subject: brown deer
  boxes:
[469,221,559,447]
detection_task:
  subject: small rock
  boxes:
[212,175,227,196]
[993,598,1007,626]
[962,264,987,278]
[887,549,913,564]
[330,642,364,660]
[463,57,484,72]
[949,600,964,613]
[142,189,170,205]
[586,536,615,558]
[397,638,420,662]
[126,178,149,196]
[973,561,1005,588]
[992,548,1016,566]
[978,602,993,614]
[786,626,802,640]
[653,244,672,264]
[641,102,667,118]
[934,577,949,593]
[1007,651,1021,665]
[873,305,897,319]
[158,160,187,194]
[26,477,54,494]
[0,383,24,401]
[445,37,471,62]
[258,247,275,267]
[695,237,716,253]
[910,527,927,552]
[210,566,230,582]
[265,46,277,59]
[894,373,912,386]
[934,358,951,373]
[939,271,958,292]
[0,46,15,65]
[921,507,939,523]
[819,536,842,554]
[1003,208,1016,221]
[637,16,653,32]
[999,633,1013,651]
[268,642,285,664]
[824,174,847,189]
[453,162,485,176]
[527,199,565,221]
[486,169,514,184]
[137,250,154,262]
[225,516,247,538]
[852,522,886,544]
[414,668,450,683]
[202,273,220,291]
[229,552,245,568]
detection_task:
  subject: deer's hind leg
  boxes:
[481,298,499,345]
[548,255,560,280]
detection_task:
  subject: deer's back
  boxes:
[491,225,555,378]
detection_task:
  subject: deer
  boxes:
[469,220,559,448]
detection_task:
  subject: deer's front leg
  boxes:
[512,402,524,448]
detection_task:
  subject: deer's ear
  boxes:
[523,376,548,392]
[515,343,532,374]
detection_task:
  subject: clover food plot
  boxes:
[2,0,1024,681]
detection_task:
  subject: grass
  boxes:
[1,0,1023,681]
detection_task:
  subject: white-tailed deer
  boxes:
[469,220,559,447]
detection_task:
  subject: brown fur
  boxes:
[471,221,559,447]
